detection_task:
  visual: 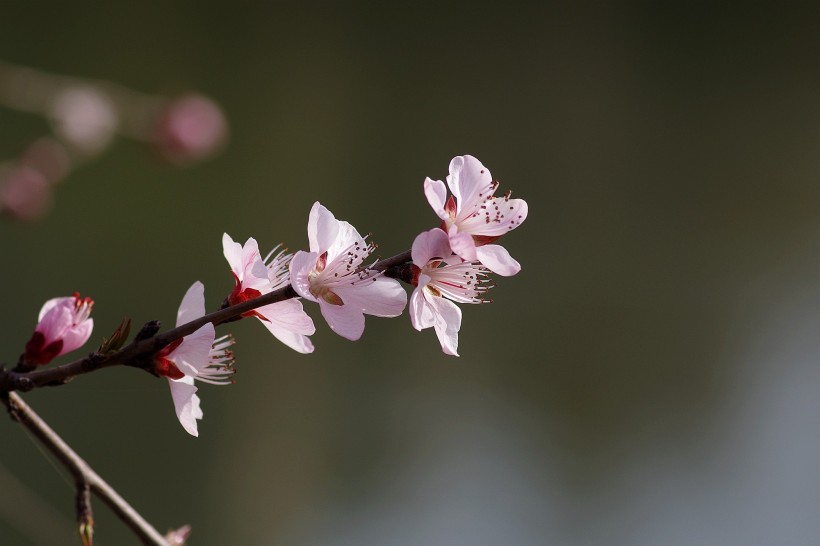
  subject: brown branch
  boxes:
[1,391,171,546]
[0,249,413,394]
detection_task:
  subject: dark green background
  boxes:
[3,4,820,545]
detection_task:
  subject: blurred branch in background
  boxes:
[0,60,228,222]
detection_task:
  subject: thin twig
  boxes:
[2,391,170,546]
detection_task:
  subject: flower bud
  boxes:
[153,94,227,164]
[23,293,94,366]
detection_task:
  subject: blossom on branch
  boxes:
[424,155,528,276]
[154,282,235,437]
[222,233,316,353]
[409,228,492,356]
[22,293,94,365]
[290,202,407,341]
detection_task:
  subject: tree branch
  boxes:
[0,249,414,394]
[1,391,171,546]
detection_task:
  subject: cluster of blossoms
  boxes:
[17,155,527,436]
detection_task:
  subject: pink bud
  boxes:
[0,164,53,222]
[23,293,94,366]
[154,94,228,164]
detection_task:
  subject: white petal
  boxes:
[326,219,365,262]
[411,228,452,267]
[176,281,206,327]
[465,197,528,237]
[307,202,340,254]
[424,177,449,220]
[256,299,316,335]
[222,233,243,275]
[320,300,365,341]
[429,295,462,356]
[168,377,201,437]
[259,321,315,354]
[289,251,319,302]
[447,155,493,214]
[241,237,271,290]
[167,323,215,375]
[409,288,435,330]
[334,277,407,317]
[448,229,478,261]
[475,244,521,276]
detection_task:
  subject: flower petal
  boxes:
[37,296,73,322]
[319,300,365,341]
[424,177,448,220]
[60,318,93,354]
[222,233,243,277]
[475,244,521,276]
[307,202,340,254]
[257,299,316,335]
[465,197,528,237]
[447,155,493,214]
[176,281,206,327]
[168,377,201,437]
[256,299,316,354]
[167,323,215,376]
[334,277,407,318]
[448,229,478,261]
[428,294,462,356]
[289,251,319,302]
[260,322,315,354]
[411,228,452,267]
[409,287,435,330]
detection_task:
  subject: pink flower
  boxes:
[154,282,235,437]
[23,293,94,365]
[409,229,492,356]
[424,155,527,276]
[290,202,407,341]
[223,233,315,354]
[154,94,228,164]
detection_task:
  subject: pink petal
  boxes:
[167,323,215,376]
[424,177,449,220]
[334,277,407,318]
[409,287,435,330]
[411,228,452,267]
[428,294,462,356]
[259,322,315,354]
[307,202,340,254]
[475,244,521,277]
[257,299,316,335]
[222,233,243,277]
[37,296,73,322]
[468,197,528,237]
[326,219,365,262]
[60,318,93,355]
[319,300,366,341]
[447,155,493,214]
[241,237,271,289]
[176,281,206,327]
[289,251,319,302]
[36,304,72,343]
[168,377,201,437]
[448,229,478,261]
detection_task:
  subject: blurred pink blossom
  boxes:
[154,94,228,164]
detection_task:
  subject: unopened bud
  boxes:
[0,164,53,221]
[154,94,227,164]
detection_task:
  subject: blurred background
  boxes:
[2,3,820,545]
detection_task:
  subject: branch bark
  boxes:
[1,391,170,546]
[0,249,413,394]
